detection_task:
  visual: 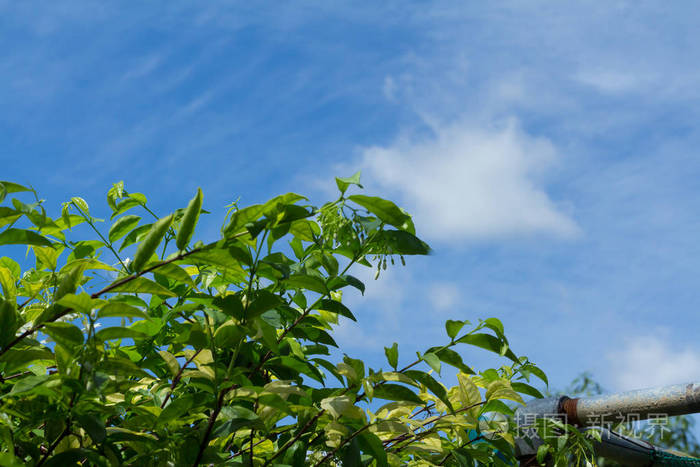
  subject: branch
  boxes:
[437,435,486,466]
[192,385,236,467]
[312,423,372,466]
[262,410,324,467]
[383,400,487,449]
[35,425,70,467]
[160,349,201,409]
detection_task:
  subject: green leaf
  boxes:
[0,228,51,247]
[446,320,468,340]
[328,274,365,295]
[96,326,148,341]
[357,431,387,467]
[283,274,328,295]
[434,347,474,375]
[0,181,31,194]
[76,413,106,443]
[213,322,245,348]
[482,317,505,337]
[131,214,173,271]
[186,244,249,272]
[320,395,365,419]
[105,276,177,297]
[0,300,18,348]
[43,322,84,348]
[55,292,97,314]
[62,257,117,273]
[97,301,148,320]
[159,350,180,377]
[176,188,202,250]
[247,290,283,319]
[153,262,194,287]
[0,207,22,229]
[0,257,19,277]
[0,266,16,302]
[375,230,431,255]
[119,223,152,251]
[108,215,141,243]
[224,204,265,237]
[159,394,195,425]
[0,348,53,369]
[106,426,157,442]
[99,357,150,378]
[213,406,264,436]
[335,171,363,194]
[348,195,411,230]
[289,219,321,241]
[66,240,104,261]
[537,444,550,464]
[32,245,62,270]
[384,342,398,370]
[316,299,356,321]
[511,381,544,399]
[457,333,518,362]
[107,181,124,211]
[404,370,453,412]
[213,294,244,320]
[266,356,324,384]
[372,383,424,405]
[343,438,362,467]
[421,352,441,374]
[71,196,90,215]
[9,374,50,395]
[111,198,142,219]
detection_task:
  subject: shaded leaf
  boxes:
[316,299,356,321]
[96,327,148,341]
[44,322,83,348]
[348,195,411,230]
[105,276,177,297]
[372,383,424,405]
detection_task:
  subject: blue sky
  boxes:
[3,2,700,402]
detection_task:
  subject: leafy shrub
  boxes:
[0,176,548,466]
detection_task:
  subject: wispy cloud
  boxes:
[428,281,461,312]
[607,334,700,390]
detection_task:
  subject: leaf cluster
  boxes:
[0,177,556,466]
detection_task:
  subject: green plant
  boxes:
[0,176,554,466]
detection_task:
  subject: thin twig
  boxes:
[382,401,487,448]
[160,349,201,408]
[192,384,237,467]
[262,411,324,467]
[313,423,372,466]
[35,426,70,467]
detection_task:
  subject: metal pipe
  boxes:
[514,382,700,463]
[564,382,700,427]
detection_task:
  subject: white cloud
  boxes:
[607,335,700,391]
[332,319,382,351]
[428,281,461,311]
[359,119,579,242]
[574,70,656,95]
[383,76,397,101]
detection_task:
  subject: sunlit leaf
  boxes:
[0,228,51,247]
